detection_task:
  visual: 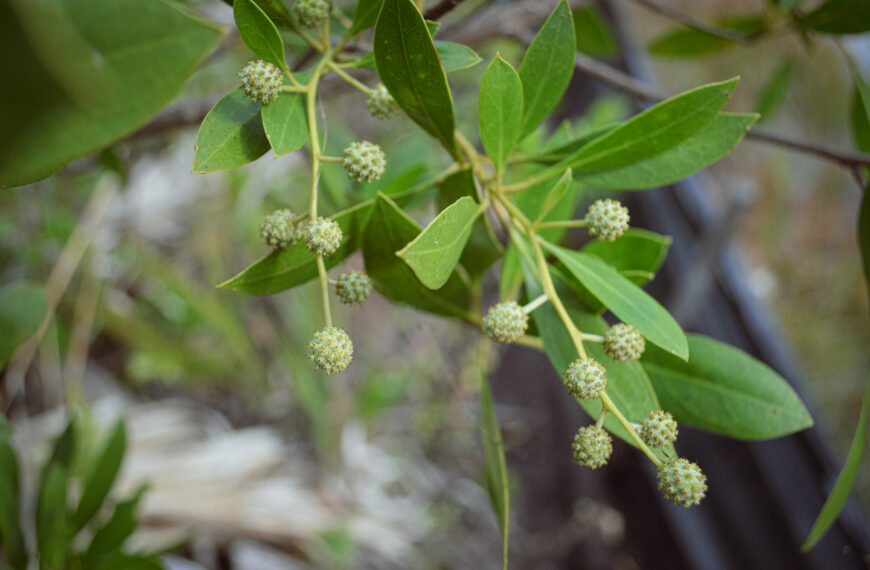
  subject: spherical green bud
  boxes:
[308,326,353,374]
[366,84,400,120]
[293,0,330,28]
[240,60,282,105]
[482,301,528,343]
[657,458,707,507]
[343,141,386,183]
[603,323,645,362]
[640,410,678,448]
[563,358,607,400]
[305,216,342,256]
[572,426,612,469]
[585,199,629,241]
[259,209,299,250]
[336,271,373,306]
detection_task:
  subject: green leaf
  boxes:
[641,334,813,439]
[0,281,45,367]
[36,463,70,568]
[852,73,870,153]
[499,243,524,300]
[859,185,870,301]
[801,373,870,551]
[261,85,307,157]
[397,197,481,289]
[524,268,669,455]
[561,78,739,172]
[425,20,441,37]
[436,169,503,278]
[535,169,572,222]
[647,16,765,57]
[363,193,472,318]
[798,0,870,34]
[73,420,126,531]
[518,0,575,138]
[87,486,148,560]
[193,90,270,173]
[572,5,618,58]
[480,375,510,569]
[540,240,689,360]
[582,229,671,277]
[0,0,225,187]
[576,112,757,190]
[234,0,288,73]
[349,0,384,36]
[219,181,431,295]
[0,429,26,570]
[374,0,457,156]
[755,60,792,122]
[435,41,482,72]
[479,55,524,175]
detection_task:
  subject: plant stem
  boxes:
[600,391,662,466]
[326,61,374,95]
[522,294,549,314]
[320,155,344,163]
[316,254,332,327]
[280,84,308,93]
[535,219,587,230]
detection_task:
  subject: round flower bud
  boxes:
[240,60,282,104]
[482,301,528,344]
[603,323,645,362]
[343,141,386,183]
[572,426,612,469]
[308,326,353,374]
[366,84,400,120]
[640,410,678,448]
[305,216,343,256]
[293,0,330,28]
[563,358,607,400]
[336,271,373,306]
[585,199,629,241]
[657,458,707,507]
[260,209,299,250]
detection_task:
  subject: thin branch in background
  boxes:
[424,0,467,21]
[622,0,759,43]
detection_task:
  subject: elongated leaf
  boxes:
[397,197,482,289]
[435,41,482,72]
[541,240,688,359]
[234,0,288,72]
[642,334,813,439]
[535,169,572,222]
[87,486,148,560]
[0,0,225,187]
[801,373,869,551]
[436,169,503,278]
[193,90,270,173]
[480,375,510,569]
[261,87,307,157]
[853,73,870,153]
[0,281,45,367]
[479,55,524,175]
[73,420,126,530]
[0,425,26,570]
[525,268,669,456]
[349,0,384,36]
[583,229,670,277]
[648,16,765,57]
[219,182,431,295]
[860,184,870,300]
[499,243,524,300]
[755,60,792,122]
[573,5,618,58]
[36,463,70,568]
[363,193,472,318]
[374,0,457,155]
[577,112,756,190]
[561,78,738,172]
[799,0,870,34]
[518,0,575,138]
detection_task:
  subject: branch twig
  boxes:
[424,0,467,21]
[624,0,760,43]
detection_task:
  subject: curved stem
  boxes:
[600,391,662,466]
[326,61,375,95]
[316,255,332,327]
